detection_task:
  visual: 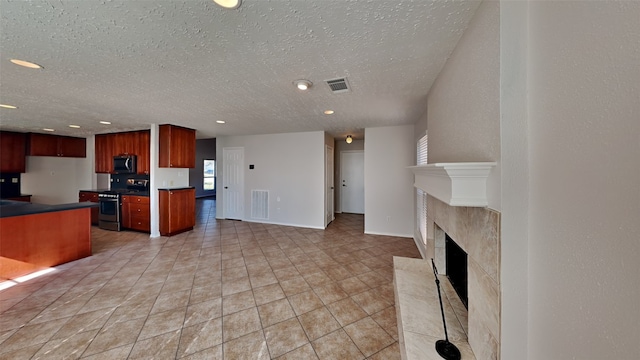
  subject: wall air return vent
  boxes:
[251,190,269,220]
[325,77,350,93]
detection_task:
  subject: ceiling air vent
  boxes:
[326,77,350,94]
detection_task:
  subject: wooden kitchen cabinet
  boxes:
[78,191,99,225]
[94,133,114,173]
[159,124,196,168]
[135,130,151,175]
[27,133,86,158]
[114,132,136,156]
[0,131,26,173]
[94,130,150,174]
[122,195,150,232]
[159,188,195,236]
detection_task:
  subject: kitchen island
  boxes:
[0,200,97,280]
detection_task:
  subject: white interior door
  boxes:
[325,145,334,226]
[341,151,364,214]
[223,147,244,220]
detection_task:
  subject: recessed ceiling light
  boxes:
[10,59,43,69]
[324,110,334,115]
[69,125,80,128]
[216,120,226,124]
[294,80,312,91]
[213,0,241,9]
[0,104,18,109]
[99,121,111,125]
[43,128,55,132]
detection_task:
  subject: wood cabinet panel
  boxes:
[95,130,149,174]
[121,195,149,232]
[27,133,86,158]
[136,130,151,175]
[159,188,195,236]
[114,132,136,156]
[57,136,86,157]
[78,191,99,225]
[159,124,196,168]
[0,131,26,173]
[0,208,92,279]
[121,202,131,229]
[27,133,58,156]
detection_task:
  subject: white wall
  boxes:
[426,0,501,210]
[364,125,414,237]
[216,131,325,229]
[21,137,94,204]
[527,2,640,359]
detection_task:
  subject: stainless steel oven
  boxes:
[98,192,122,231]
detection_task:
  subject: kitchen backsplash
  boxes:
[110,173,150,191]
[0,173,21,198]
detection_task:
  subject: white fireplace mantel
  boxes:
[409,162,496,207]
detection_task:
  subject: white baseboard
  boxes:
[364,230,413,238]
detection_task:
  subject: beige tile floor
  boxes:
[0,199,421,359]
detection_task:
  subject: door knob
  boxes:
[342,184,346,187]
[224,186,228,189]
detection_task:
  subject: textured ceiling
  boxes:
[0,0,481,139]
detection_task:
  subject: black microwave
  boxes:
[113,155,137,174]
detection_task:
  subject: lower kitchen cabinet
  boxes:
[78,191,99,225]
[121,195,150,232]
[5,195,32,203]
[159,188,195,236]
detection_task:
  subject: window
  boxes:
[204,159,215,191]
[417,133,428,245]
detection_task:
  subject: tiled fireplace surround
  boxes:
[425,194,501,359]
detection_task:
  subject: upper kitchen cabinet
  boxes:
[0,131,26,173]
[95,130,150,174]
[27,133,86,158]
[94,133,115,173]
[114,132,136,156]
[135,130,151,175]
[159,124,196,168]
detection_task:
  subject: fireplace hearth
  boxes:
[446,234,468,309]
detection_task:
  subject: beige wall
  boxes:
[526,1,640,358]
[425,0,501,210]
[364,125,415,237]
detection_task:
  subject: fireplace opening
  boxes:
[445,234,468,309]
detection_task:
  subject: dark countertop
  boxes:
[158,187,195,191]
[79,189,149,197]
[0,200,98,219]
[121,191,150,197]
[0,194,32,198]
